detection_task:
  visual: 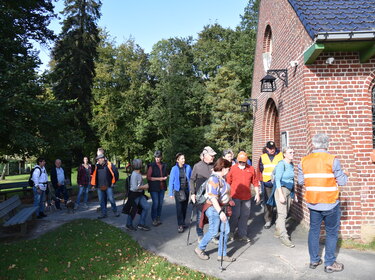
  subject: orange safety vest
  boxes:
[261,152,283,182]
[301,152,339,204]
[91,161,116,186]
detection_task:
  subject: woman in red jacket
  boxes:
[75,157,92,209]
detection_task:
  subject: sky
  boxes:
[37,0,249,71]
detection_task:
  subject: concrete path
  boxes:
[6,198,375,280]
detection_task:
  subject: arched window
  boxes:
[262,25,272,72]
[372,85,375,148]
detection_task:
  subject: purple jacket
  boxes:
[77,164,92,186]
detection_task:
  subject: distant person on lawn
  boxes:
[50,159,69,210]
[91,153,120,219]
[124,159,151,231]
[32,157,49,218]
[75,156,92,209]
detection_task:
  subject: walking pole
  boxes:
[187,200,195,246]
[219,206,227,271]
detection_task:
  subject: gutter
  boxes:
[304,30,375,64]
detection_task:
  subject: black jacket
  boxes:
[50,167,66,188]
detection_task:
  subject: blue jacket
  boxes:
[168,163,192,196]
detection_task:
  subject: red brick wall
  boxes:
[251,0,375,240]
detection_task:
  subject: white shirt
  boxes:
[32,165,48,191]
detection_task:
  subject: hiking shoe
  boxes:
[217,255,236,262]
[280,236,295,248]
[97,215,107,219]
[324,261,344,273]
[195,247,209,260]
[178,226,184,233]
[212,237,219,245]
[137,224,151,231]
[228,232,235,241]
[309,259,322,269]
[264,222,271,229]
[126,225,137,231]
[238,236,251,243]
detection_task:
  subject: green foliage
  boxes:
[205,66,252,155]
[50,0,102,161]
[0,0,59,159]
[0,219,216,279]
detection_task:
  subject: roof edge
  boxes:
[315,30,375,42]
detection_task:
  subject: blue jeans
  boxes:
[55,185,69,209]
[199,206,230,257]
[127,196,150,226]
[308,203,341,266]
[174,189,189,226]
[76,185,89,205]
[33,187,45,215]
[196,207,204,237]
[150,190,165,221]
[99,187,117,215]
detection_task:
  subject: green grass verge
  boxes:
[338,238,375,251]
[0,219,216,280]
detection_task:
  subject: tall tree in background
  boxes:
[205,66,252,153]
[92,32,151,161]
[148,38,208,164]
[51,0,101,161]
[0,0,56,178]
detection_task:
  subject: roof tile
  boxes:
[288,0,375,38]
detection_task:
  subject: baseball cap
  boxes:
[237,151,248,162]
[266,141,276,149]
[202,146,217,156]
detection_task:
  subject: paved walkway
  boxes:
[5,198,375,280]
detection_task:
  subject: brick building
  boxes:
[250,0,375,241]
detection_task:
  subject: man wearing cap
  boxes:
[298,133,347,273]
[226,152,260,242]
[259,141,283,229]
[147,150,168,226]
[91,153,120,219]
[190,146,216,242]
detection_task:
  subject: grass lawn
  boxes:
[0,219,216,280]
[338,238,375,251]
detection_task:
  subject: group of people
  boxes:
[31,132,347,274]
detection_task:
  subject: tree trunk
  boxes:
[0,163,7,180]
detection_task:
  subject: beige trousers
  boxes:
[274,187,292,237]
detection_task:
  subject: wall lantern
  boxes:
[241,98,258,112]
[260,69,288,92]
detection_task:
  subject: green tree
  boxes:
[205,66,252,154]
[51,0,102,161]
[147,38,209,165]
[0,0,55,178]
[91,32,151,162]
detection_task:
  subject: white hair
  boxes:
[282,146,293,154]
[312,133,329,149]
[132,159,142,170]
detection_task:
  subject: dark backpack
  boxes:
[195,174,220,206]
[124,175,131,199]
[28,166,42,187]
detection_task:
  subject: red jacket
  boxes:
[226,164,259,200]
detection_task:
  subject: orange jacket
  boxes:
[301,152,339,204]
[91,161,116,186]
